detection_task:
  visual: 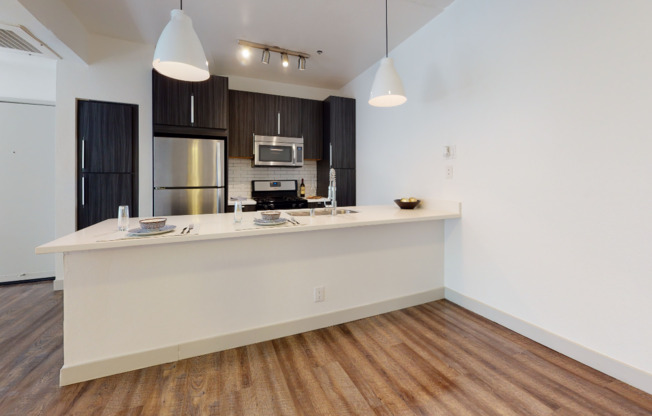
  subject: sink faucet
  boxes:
[324,168,337,215]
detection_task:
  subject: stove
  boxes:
[251,180,308,211]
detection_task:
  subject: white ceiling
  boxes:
[59,0,454,90]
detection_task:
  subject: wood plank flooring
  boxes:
[1,281,650,415]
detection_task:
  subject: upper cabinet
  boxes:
[228,90,323,159]
[152,70,228,131]
[228,90,255,158]
[301,99,323,160]
[254,93,301,138]
[78,100,136,173]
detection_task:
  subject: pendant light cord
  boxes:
[180,0,183,10]
[385,0,388,58]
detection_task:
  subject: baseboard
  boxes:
[53,279,63,291]
[60,287,445,386]
[444,288,652,395]
[0,271,54,284]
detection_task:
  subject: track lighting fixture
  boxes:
[261,49,270,64]
[238,40,310,70]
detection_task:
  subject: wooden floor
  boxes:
[1,282,650,416]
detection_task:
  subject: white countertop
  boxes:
[227,198,256,206]
[36,203,460,254]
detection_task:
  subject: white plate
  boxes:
[127,225,176,236]
[253,218,288,226]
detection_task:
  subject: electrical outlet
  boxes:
[314,286,325,302]
[445,165,454,179]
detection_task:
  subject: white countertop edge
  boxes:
[36,204,461,255]
[227,199,256,206]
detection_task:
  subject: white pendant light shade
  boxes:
[368,57,407,107]
[153,9,209,82]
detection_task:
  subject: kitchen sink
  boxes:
[288,208,359,216]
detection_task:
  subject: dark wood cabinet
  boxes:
[254,93,301,137]
[334,168,356,207]
[325,96,356,169]
[77,100,138,230]
[317,96,356,205]
[152,70,228,131]
[228,90,255,158]
[78,173,135,230]
[78,100,134,173]
[301,99,323,160]
[228,90,323,159]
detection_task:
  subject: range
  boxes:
[252,180,308,211]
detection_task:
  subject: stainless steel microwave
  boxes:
[253,135,304,167]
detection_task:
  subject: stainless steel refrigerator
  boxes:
[153,136,226,216]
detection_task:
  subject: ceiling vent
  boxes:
[0,23,60,59]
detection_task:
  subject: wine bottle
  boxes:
[300,178,306,197]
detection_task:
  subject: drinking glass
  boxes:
[117,205,130,231]
[233,201,243,224]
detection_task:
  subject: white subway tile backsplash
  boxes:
[227,159,318,198]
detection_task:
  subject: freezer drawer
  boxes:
[154,188,224,216]
[153,137,225,187]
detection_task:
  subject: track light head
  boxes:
[261,49,270,64]
[298,56,306,70]
[281,53,289,68]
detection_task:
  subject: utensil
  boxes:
[187,224,194,234]
[180,226,188,235]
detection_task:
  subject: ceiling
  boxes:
[59,0,454,90]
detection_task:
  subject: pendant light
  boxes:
[368,0,407,107]
[153,0,209,82]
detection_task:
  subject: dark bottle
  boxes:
[300,178,306,197]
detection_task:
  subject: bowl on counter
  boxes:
[260,210,281,220]
[394,199,421,209]
[139,217,167,230]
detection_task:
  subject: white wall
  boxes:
[54,35,154,281]
[0,54,56,103]
[345,0,652,392]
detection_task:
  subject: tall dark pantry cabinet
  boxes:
[77,100,138,230]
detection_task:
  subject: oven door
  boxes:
[254,142,296,166]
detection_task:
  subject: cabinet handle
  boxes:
[330,143,333,168]
[81,177,85,206]
[81,139,85,170]
[191,94,195,125]
[277,112,280,135]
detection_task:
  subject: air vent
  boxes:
[0,24,60,59]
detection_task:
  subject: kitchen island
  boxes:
[37,203,460,386]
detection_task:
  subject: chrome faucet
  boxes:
[324,168,337,215]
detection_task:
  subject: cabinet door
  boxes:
[278,96,302,137]
[78,100,134,173]
[254,93,278,136]
[301,99,323,160]
[228,90,255,158]
[152,70,192,127]
[327,97,356,169]
[335,168,356,207]
[78,173,135,230]
[194,75,228,129]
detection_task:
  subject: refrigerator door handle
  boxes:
[81,176,85,206]
[81,139,85,170]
